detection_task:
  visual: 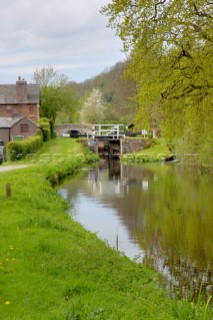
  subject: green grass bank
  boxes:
[0,139,212,319]
[121,139,173,163]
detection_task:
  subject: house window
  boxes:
[20,123,29,133]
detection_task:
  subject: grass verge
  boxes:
[121,139,173,163]
[0,138,212,319]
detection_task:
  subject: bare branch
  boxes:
[190,23,213,42]
[161,83,213,100]
[193,3,212,18]
[152,0,167,20]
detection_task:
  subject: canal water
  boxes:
[58,159,213,301]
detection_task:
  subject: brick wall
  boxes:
[120,139,146,154]
[0,104,39,122]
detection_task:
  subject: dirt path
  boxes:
[0,164,33,172]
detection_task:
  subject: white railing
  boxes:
[93,124,124,139]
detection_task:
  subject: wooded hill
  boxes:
[57,61,137,125]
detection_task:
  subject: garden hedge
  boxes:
[3,135,43,161]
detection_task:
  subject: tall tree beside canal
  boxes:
[80,88,105,124]
[101,1,213,166]
[32,66,78,137]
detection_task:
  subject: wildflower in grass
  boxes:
[10,246,14,250]
[5,301,10,305]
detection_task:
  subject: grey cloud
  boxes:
[0,0,124,83]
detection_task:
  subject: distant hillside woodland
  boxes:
[34,1,212,169]
[57,62,137,125]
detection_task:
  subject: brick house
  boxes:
[0,77,40,144]
[0,116,39,144]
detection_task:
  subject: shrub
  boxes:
[3,142,23,161]
[46,153,98,186]
[144,137,155,149]
[36,117,51,141]
[3,135,43,161]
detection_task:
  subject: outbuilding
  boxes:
[0,116,39,144]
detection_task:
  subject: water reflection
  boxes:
[58,159,213,301]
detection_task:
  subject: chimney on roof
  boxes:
[16,76,27,103]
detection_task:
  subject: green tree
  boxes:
[69,62,137,124]
[32,66,67,87]
[80,88,105,124]
[32,66,76,137]
[101,1,213,165]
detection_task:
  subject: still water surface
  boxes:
[58,159,213,301]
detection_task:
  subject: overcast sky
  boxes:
[0,0,125,84]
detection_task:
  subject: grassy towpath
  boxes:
[121,139,173,163]
[0,138,211,320]
[0,164,33,172]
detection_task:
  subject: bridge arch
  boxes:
[55,124,92,137]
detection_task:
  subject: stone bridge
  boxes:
[55,124,92,137]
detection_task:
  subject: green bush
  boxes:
[3,135,43,161]
[36,117,51,141]
[46,153,98,186]
[3,142,23,161]
[144,137,155,149]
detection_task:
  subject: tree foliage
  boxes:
[32,66,77,137]
[32,66,68,87]
[80,88,105,124]
[101,0,213,166]
[69,62,137,124]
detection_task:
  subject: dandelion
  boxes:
[5,301,10,305]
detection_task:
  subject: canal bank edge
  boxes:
[121,139,174,163]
